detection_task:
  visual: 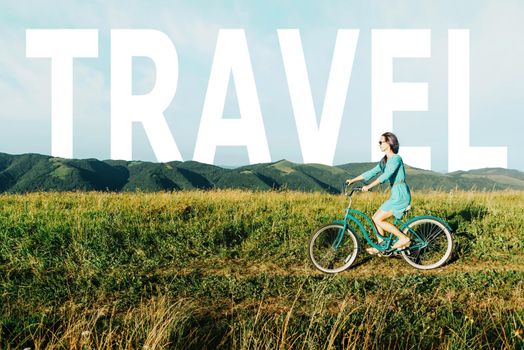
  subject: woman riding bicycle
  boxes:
[346,132,411,254]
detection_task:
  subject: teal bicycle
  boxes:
[308,184,453,273]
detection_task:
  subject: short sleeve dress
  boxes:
[360,154,411,219]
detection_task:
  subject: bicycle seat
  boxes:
[403,205,412,213]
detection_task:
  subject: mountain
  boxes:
[0,152,523,193]
[448,168,524,190]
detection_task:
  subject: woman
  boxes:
[346,132,411,254]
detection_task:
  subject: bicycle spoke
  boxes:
[418,225,427,241]
[408,228,424,243]
[412,248,423,264]
[401,219,452,270]
[426,230,443,244]
[429,223,446,243]
[309,224,358,273]
[422,223,434,241]
[426,228,442,243]
[422,223,436,241]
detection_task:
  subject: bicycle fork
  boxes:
[332,226,346,251]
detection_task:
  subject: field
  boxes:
[0,190,523,349]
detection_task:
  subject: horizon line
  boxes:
[0,151,520,175]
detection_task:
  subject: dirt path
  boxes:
[170,257,524,279]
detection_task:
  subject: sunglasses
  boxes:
[378,140,387,145]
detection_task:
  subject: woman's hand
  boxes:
[345,179,353,185]
[362,185,371,192]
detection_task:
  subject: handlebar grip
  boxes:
[343,182,364,196]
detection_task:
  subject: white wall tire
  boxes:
[400,218,453,270]
[308,224,359,273]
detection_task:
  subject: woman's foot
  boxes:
[366,247,380,255]
[392,237,411,250]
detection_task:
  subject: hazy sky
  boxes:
[0,0,522,172]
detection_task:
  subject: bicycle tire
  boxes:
[308,224,359,273]
[400,218,453,270]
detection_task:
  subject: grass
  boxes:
[0,189,523,349]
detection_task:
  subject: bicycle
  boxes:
[308,183,453,273]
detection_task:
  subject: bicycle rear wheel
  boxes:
[308,224,359,273]
[401,218,453,270]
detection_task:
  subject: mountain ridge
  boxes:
[0,152,523,193]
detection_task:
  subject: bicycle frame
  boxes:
[332,188,452,253]
[332,207,396,252]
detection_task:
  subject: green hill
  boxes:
[0,152,523,193]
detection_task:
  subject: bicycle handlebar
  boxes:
[343,183,364,197]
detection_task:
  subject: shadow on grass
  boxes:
[445,203,489,264]
[351,253,374,269]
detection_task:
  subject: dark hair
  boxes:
[380,132,399,164]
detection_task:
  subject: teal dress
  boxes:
[360,154,411,219]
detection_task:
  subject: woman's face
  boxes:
[379,136,390,153]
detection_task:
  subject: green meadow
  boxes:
[0,190,523,349]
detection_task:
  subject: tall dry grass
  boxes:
[1,190,523,349]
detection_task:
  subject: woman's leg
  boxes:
[366,210,388,254]
[372,211,386,240]
[373,209,410,249]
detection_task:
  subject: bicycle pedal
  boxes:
[380,251,394,257]
[384,247,407,255]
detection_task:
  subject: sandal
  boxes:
[366,247,380,255]
[392,238,411,250]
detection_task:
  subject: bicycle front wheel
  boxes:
[308,224,359,274]
[401,218,453,270]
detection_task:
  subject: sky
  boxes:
[0,0,522,172]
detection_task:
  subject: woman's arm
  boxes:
[346,175,364,185]
[363,156,401,191]
[362,178,380,192]
[346,161,382,185]
[360,163,382,182]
